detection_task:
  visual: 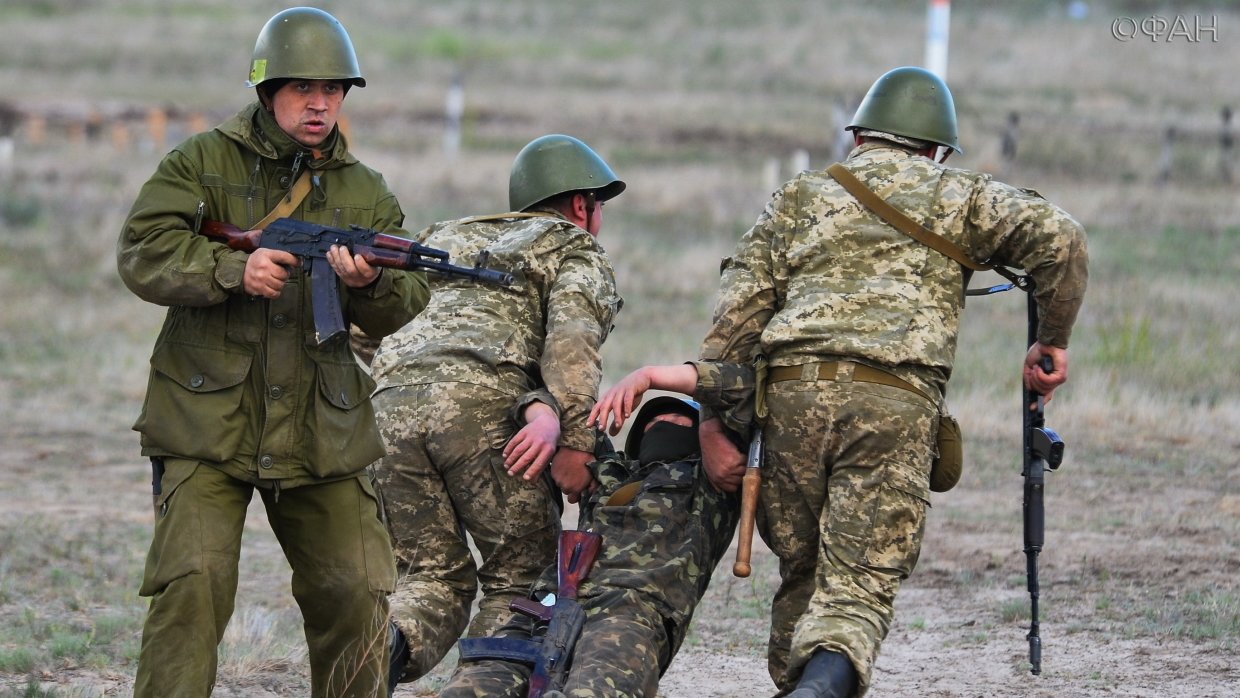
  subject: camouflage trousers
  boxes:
[372,382,561,681]
[439,456,739,697]
[759,378,935,697]
[134,458,394,698]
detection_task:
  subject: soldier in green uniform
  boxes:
[698,66,1089,697]
[371,134,625,687]
[436,360,751,698]
[116,7,429,697]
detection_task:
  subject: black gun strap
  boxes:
[826,163,991,272]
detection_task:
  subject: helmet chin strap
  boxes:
[582,192,597,233]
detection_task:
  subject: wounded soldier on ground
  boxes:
[437,361,753,698]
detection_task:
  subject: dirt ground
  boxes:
[2,402,1236,697]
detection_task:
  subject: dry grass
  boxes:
[1,1,1238,695]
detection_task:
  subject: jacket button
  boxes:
[269,385,284,400]
[189,374,205,388]
[272,314,288,328]
[339,391,349,407]
[259,455,274,469]
[279,176,290,187]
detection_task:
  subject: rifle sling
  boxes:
[255,170,313,230]
[825,163,990,272]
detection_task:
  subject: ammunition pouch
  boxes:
[931,413,963,493]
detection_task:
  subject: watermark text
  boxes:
[1111,15,1218,42]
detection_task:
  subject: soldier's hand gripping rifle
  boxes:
[201,217,514,345]
[969,270,1066,675]
[456,529,602,698]
[1019,279,1065,676]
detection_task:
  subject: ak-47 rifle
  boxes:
[457,529,602,698]
[969,271,1066,675]
[1019,278,1066,675]
[200,217,514,345]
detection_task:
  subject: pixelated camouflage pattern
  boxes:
[698,143,1087,697]
[371,212,621,452]
[691,359,758,438]
[373,382,562,682]
[701,142,1088,399]
[760,382,935,696]
[438,452,739,698]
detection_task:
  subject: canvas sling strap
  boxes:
[825,162,1025,288]
[253,169,313,230]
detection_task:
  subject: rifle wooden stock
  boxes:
[557,530,602,600]
[733,429,764,578]
[733,467,760,578]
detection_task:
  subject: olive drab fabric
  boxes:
[847,66,961,154]
[118,102,429,484]
[371,211,621,682]
[700,139,1087,695]
[246,6,366,88]
[508,134,626,212]
[438,362,751,698]
[119,89,427,697]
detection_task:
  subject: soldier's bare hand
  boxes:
[243,247,299,298]
[590,370,652,435]
[1024,342,1069,406]
[327,244,380,288]
[550,448,596,504]
[505,404,560,480]
[699,417,744,493]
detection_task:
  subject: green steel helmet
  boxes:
[246,7,365,89]
[623,395,700,457]
[509,134,626,212]
[847,66,962,154]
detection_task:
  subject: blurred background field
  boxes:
[0,1,1237,696]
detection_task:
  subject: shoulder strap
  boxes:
[826,163,990,272]
[254,169,313,230]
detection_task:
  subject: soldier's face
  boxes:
[271,79,345,148]
[644,413,694,431]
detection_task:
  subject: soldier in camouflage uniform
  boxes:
[438,360,751,698]
[117,8,429,697]
[697,67,1089,697]
[370,134,625,686]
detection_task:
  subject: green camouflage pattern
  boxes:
[701,142,1088,399]
[373,382,562,682]
[759,382,935,695]
[438,453,739,697]
[699,143,1088,696]
[371,212,621,452]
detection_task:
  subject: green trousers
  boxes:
[761,379,935,697]
[133,458,395,697]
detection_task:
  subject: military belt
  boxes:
[767,361,932,404]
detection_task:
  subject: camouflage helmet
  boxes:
[847,66,962,154]
[509,134,626,212]
[246,7,365,89]
[624,395,700,457]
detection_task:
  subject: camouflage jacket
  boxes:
[371,212,622,452]
[700,142,1088,399]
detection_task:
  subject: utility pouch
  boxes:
[931,413,963,492]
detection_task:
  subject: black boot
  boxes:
[387,620,410,698]
[785,649,857,698]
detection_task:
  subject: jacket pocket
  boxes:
[136,343,252,462]
[305,354,384,477]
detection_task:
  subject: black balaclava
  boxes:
[637,421,700,466]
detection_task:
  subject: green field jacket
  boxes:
[117,102,429,483]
